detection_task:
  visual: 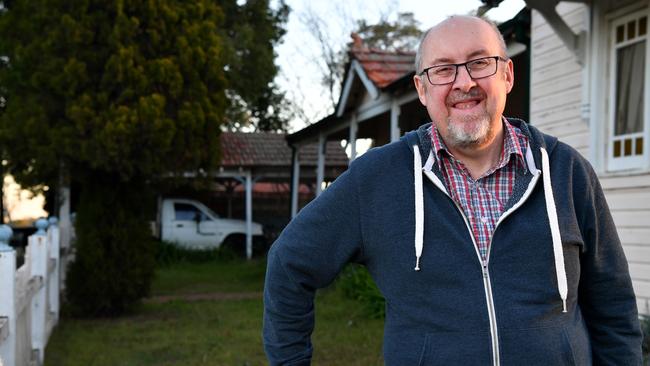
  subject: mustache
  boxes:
[446,88,486,104]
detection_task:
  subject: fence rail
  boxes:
[0,217,70,366]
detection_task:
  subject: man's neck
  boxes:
[446,126,505,181]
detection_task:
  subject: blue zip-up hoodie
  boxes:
[263,119,643,365]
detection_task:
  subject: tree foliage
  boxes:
[354,12,422,52]
[219,0,290,132]
[0,0,228,186]
[66,174,156,316]
[0,0,289,190]
[0,0,289,315]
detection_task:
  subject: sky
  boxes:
[275,0,527,132]
[3,176,47,222]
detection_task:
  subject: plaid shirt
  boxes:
[430,119,528,261]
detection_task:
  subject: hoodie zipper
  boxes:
[423,168,541,366]
[482,261,499,366]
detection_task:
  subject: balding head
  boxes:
[415,16,507,74]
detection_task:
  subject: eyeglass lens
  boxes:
[424,57,499,85]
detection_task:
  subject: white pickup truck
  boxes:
[155,198,264,252]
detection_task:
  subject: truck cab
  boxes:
[159,198,263,251]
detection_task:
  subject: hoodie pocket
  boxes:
[499,326,578,365]
[416,331,492,366]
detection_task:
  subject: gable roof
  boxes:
[219,131,349,168]
[336,36,416,117]
[350,47,415,89]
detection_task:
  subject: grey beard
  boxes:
[446,113,492,148]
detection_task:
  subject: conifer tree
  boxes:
[0,0,288,315]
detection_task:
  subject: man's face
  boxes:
[414,17,514,150]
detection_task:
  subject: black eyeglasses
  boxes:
[418,56,508,85]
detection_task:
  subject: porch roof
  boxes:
[220,131,349,169]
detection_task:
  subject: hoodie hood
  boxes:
[404,118,567,312]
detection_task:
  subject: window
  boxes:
[608,10,649,171]
[174,203,212,221]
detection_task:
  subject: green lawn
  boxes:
[44,258,384,365]
[150,260,268,296]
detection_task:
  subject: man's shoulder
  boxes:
[508,118,576,157]
[519,119,598,184]
[506,117,595,173]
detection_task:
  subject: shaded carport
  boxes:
[217,131,348,257]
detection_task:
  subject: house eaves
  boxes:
[522,0,588,64]
[336,59,379,117]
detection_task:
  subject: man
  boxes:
[263,15,642,365]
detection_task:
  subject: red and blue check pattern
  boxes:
[430,119,528,261]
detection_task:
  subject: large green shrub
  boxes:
[66,175,155,316]
[338,264,385,319]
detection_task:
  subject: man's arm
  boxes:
[577,167,643,365]
[263,167,364,365]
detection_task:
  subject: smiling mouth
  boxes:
[451,99,482,110]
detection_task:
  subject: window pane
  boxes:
[617,25,625,43]
[174,203,211,221]
[175,203,199,220]
[615,41,645,135]
[628,20,637,39]
[636,137,644,155]
[640,16,647,36]
[624,139,633,156]
[614,140,622,157]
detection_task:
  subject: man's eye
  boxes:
[432,66,455,75]
[469,59,490,68]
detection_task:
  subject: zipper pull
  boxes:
[482,260,488,278]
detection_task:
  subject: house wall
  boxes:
[530,3,589,156]
[531,2,650,314]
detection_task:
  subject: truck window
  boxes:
[174,203,212,221]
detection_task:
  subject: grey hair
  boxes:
[414,16,508,74]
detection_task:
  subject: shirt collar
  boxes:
[428,117,528,173]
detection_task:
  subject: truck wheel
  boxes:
[253,236,269,257]
[222,235,268,258]
[222,234,246,257]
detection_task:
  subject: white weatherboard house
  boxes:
[522,0,650,314]
[287,0,650,314]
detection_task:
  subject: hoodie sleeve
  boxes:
[576,164,643,365]
[263,164,364,365]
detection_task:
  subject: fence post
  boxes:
[29,218,48,366]
[58,184,71,297]
[47,217,60,333]
[0,225,15,366]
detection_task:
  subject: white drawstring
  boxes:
[413,145,424,271]
[541,148,568,313]
[412,141,567,311]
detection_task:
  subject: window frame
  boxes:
[605,5,650,172]
[173,202,213,222]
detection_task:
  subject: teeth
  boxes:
[454,101,477,109]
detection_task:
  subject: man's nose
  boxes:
[452,65,476,92]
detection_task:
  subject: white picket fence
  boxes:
[0,217,68,366]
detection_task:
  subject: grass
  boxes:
[312,288,385,365]
[44,257,384,365]
[150,260,267,296]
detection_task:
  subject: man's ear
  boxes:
[505,58,514,94]
[414,74,427,105]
